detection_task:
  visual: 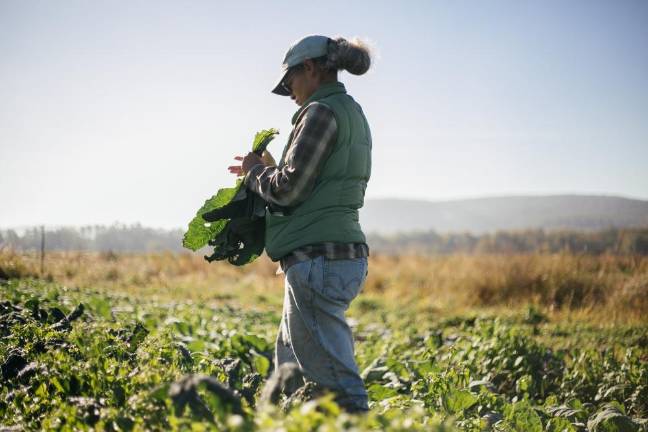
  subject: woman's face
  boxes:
[284,59,320,106]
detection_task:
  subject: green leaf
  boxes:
[182,180,243,251]
[504,400,543,432]
[367,383,399,400]
[87,296,112,320]
[252,354,270,376]
[51,376,66,394]
[35,382,48,399]
[546,416,577,432]
[442,388,477,414]
[150,383,171,402]
[240,334,270,352]
[187,339,206,353]
[516,374,532,393]
[587,403,639,432]
[252,128,279,153]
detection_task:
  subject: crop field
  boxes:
[1,250,647,431]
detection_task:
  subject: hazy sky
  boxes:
[1,0,647,229]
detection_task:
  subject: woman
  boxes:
[228,34,373,413]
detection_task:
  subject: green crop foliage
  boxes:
[1,276,647,431]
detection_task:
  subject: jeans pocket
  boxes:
[286,258,317,303]
[321,257,367,304]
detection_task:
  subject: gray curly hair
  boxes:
[317,36,373,76]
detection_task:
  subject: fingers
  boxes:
[230,153,259,177]
[230,156,243,175]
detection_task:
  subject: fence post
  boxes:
[40,225,45,276]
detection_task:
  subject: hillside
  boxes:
[359,194,648,234]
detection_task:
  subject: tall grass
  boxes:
[363,253,648,322]
[2,249,646,322]
[0,248,39,280]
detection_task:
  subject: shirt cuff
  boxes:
[243,164,265,189]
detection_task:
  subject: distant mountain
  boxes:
[359,195,648,235]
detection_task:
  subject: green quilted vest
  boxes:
[264,81,372,261]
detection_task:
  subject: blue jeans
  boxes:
[274,255,369,411]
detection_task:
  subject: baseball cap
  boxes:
[271,35,331,96]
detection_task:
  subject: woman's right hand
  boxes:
[228,156,244,176]
[228,150,275,176]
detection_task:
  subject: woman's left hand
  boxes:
[228,152,264,176]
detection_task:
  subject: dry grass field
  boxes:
[2,249,646,323]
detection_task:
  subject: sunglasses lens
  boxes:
[281,64,302,94]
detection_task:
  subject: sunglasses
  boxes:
[281,64,305,94]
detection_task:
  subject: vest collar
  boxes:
[291,81,347,125]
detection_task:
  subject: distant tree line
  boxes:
[1,224,647,255]
[0,223,185,253]
[367,227,648,255]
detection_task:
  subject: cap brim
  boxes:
[271,69,291,96]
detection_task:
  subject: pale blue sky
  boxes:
[1,0,647,229]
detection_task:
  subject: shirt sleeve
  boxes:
[244,102,338,208]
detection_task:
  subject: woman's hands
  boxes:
[260,150,277,167]
[228,150,276,176]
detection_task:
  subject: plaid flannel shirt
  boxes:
[244,101,369,272]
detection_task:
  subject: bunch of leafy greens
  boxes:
[182,128,279,265]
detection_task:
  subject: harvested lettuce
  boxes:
[182,128,279,265]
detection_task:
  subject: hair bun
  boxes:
[327,37,372,75]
